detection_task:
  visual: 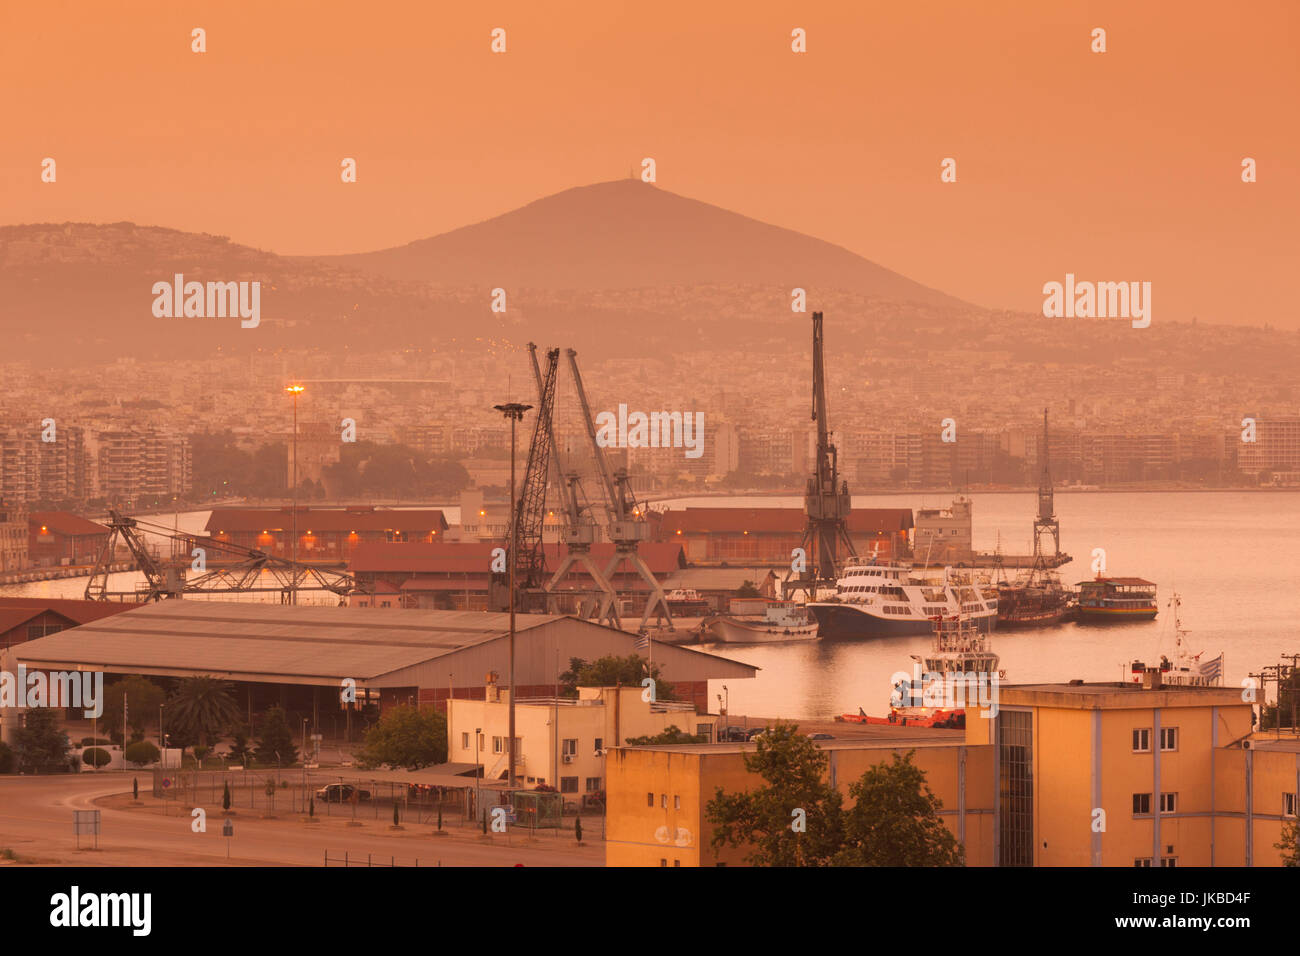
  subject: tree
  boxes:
[831,750,964,867]
[734,580,761,598]
[0,742,15,774]
[167,676,242,749]
[575,816,583,844]
[253,706,298,766]
[558,655,675,701]
[14,709,71,774]
[705,721,844,866]
[227,725,252,764]
[1277,820,1300,867]
[82,748,112,769]
[101,676,165,742]
[124,740,161,767]
[223,782,232,811]
[356,705,447,770]
[625,724,706,746]
[133,777,139,799]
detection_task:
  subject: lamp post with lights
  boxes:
[285,384,305,605]
[493,401,531,792]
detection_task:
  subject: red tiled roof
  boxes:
[205,507,448,534]
[0,597,145,624]
[349,541,685,576]
[28,511,110,537]
[653,507,913,535]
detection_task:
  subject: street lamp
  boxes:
[285,384,306,605]
[494,401,532,792]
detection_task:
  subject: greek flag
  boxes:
[634,633,650,651]
[1200,653,1223,682]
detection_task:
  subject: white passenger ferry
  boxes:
[807,562,999,638]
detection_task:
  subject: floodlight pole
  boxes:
[494,401,532,792]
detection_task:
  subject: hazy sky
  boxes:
[3,0,1296,326]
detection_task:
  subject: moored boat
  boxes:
[1129,593,1222,686]
[1076,576,1158,622]
[808,561,998,638]
[705,599,819,643]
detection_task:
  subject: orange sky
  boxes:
[2,0,1297,325]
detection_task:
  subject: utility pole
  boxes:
[495,401,532,792]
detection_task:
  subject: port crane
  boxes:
[784,311,856,601]
[1032,408,1062,574]
[566,348,674,631]
[524,344,623,625]
[85,510,355,603]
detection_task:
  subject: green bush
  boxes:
[124,740,161,767]
[82,748,112,769]
[79,737,111,747]
[0,742,15,774]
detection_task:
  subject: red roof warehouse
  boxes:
[205,506,449,561]
[647,506,914,565]
[28,511,111,567]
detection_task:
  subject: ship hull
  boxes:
[810,603,997,639]
[707,617,819,643]
[1076,607,1158,622]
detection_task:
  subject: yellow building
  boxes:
[605,679,1300,866]
[448,682,718,806]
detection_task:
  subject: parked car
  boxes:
[744,727,768,740]
[722,726,749,742]
[315,784,371,803]
[807,733,834,740]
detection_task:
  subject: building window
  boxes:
[1132,728,1151,752]
[1160,792,1177,815]
[461,732,469,749]
[1133,793,1152,815]
[562,738,577,757]
[674,795,680,810]
[526,776,535,784]
[661,794,667,808]
[647,792,654,807]
[695,724,712,742]
[478,733,485,751]
[492,736,503,754]
[586,777,602,792]
[1160,857,1178,868]
[1160,727,1178,751]
[594,738,603,752]
[660,859,667,867]
[560,777,578,793]
[998,710,1033,867]
[673,860,680,867]
[1134,858,1153,867]
[1285,793,1297,818]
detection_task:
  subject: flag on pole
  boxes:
[1200,653,1224,682]
[634,633,650,652]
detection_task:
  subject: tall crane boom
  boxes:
[513,344,560,594]
[785,311,856,600]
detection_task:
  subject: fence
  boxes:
[323,851,436,867]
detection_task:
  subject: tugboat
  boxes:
[1076,576,1158,622]
[837,611,1004,728]
[705,598,819,643]
[1129,593,1223,686]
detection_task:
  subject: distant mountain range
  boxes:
[0,181,970,364]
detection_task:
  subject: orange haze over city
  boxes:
[2,0,1297,325]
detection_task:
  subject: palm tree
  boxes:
[167,676,242,752]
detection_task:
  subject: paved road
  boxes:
[0,772,604,867]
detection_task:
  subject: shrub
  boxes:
[82,748,112,769]
[0,742,16,774]
[124,740,161,767]
[79,737,111,747]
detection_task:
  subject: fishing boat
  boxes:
[664,588,712,616]
[1129,593,1223,686]
[997,570,1074,628]
[1075,576,1158,622]
[705,599,819,643]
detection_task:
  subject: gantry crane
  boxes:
[566,348,673,630]
[784,311,856,600]
[506,344,561,613]
[85,510,355,603]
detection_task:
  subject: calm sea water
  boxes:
[6,492,1297,719]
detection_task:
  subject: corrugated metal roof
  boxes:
[350,541,685,575]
